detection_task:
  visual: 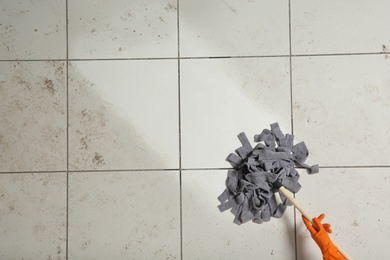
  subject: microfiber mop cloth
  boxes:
[217,123,318,225]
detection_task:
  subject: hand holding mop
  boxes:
[302,214,347,260]
[217,123,352,260]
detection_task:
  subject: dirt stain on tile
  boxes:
[12,75,31,90]
[47,61,65,77]
[8,204,15,212]
[80,108,93,121]
[79,193,89,202]
[120,11,133,21]
[33,223,47,234]
[43,78,55,95]
[352,220,359,227]
[82,240,91,249]
[80,135,90,150]
[383,44,389,59]
[11,99,25,111]
[222,0,237,14]
[164,3,177,12]
[92,152,105,166]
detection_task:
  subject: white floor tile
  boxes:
[0,0,66,59]
[296,168,390,259]
[292,55,390,167]
[68,171,180,260]
[181,57,291,169]
[291,0,390,55]
[1,0,390,258]
[182,170,296,259]
[68,0,178,59]
[179,0,289,57]
[68,60,179,171]
[0,61,67,172]
[0,172,67,259]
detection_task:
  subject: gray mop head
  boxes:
[217,123,318,225]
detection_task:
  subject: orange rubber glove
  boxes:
[302,214,346,260]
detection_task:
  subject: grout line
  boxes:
[66,57,178,61]
[181,167,231,171]
[177,0,182,180]
[288,4,294,137]
[1,165,390,175]
[176,1,183,259]
[0,51,389,63]
[65,0,70,259]
[68,168,182,173]
[288,2,298,259]
[181,55,290,59]
[291,51,390,57]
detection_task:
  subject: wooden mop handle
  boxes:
[278,186,353,260]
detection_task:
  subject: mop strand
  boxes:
[217,122,318,225]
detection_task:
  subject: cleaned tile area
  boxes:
[180,0,289,57]
[296,168,390,259]
[68,60,179,171]
[182,170,295,259]
[292,55,390,167]
[181,57,291,169]
[1,0,390,259]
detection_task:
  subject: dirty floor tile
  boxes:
[295,168,390,260]
[68,60,179,171]
[0,172,67,259]
[182,170,296,259]
[0,0,66,60]
[0,61,67,172]
[179,0,289,57]
[68,171,180,259]
[180,57,291,169]
[292,55,390,167]
[68,0,178,59]
[291,0,390,55]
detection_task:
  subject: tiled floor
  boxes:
[1,0,390,259]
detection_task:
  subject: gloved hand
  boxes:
[302,214,346,260]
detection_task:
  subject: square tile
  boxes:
[68,0,178,59]
[0,0,66,59]
[291,0,390,55]
[292,55,390,167]
[181,57,291,169]
[296,168,390,259]
[182,170,296,259]
[0,172,67,259]
[68,60,179,170]
[179,0,289,57]
[0,61,67,172]
[68,171,180,259]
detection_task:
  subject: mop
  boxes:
[217,123,351,259]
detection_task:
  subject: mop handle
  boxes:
[278,186,353,260]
